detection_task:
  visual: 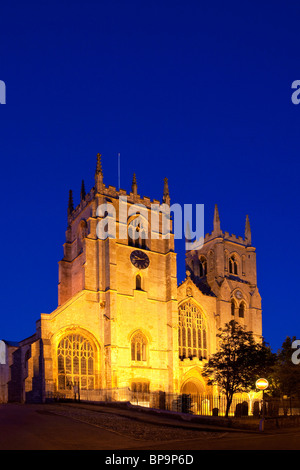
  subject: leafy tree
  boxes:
[202,320,275,417]
[270,336,300,398]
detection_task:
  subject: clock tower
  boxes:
[0,152,263,404]
[0,148,264,404]
[56,154,179,393]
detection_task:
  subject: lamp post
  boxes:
[255,378,269,432]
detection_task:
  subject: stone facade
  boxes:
[0,154,262,403]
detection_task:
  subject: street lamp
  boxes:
[255,378,269,431]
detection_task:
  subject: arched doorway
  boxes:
[180,379,209,415]
[181,380,201,395]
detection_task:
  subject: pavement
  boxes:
[1,402,300,450]
[54,400,263,432]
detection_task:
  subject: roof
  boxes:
[0,339,19,347]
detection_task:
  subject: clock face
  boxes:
[130,250,150,269]
[235,290,243,299]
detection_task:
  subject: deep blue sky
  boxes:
[0,0,299,352]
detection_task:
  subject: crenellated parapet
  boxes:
[202,203,252,247]
[67,153,169,226]
[203,230,249,246]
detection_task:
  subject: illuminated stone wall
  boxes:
[3,158,262,403]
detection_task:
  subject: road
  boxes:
[138,427,300,451]
[0,403,299,451]
[0,403,136,450]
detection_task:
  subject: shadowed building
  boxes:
[0,154,262,403]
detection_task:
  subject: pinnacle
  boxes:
[132,172,137,194]
[68,189,74,215]
[96,153,103,175]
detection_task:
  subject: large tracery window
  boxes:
[178,301,207,360]
[57,334,95,391]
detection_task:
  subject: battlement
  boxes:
[203,230,248,246]
[201,204,252,248]
[68,183,166,224]
[67,153,169,225]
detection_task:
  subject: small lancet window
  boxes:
[229,255,238,275]
[136,274,142,290]
[239,302,245,318]
[199,257,207,277]
[231,299,236,316]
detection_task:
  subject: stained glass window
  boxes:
[178,301,207,360]
[57,334,95,390]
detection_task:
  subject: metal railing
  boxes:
[45,387,300,418]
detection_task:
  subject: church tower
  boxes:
[0,153,263,404]
[185,205,262,340]
[41,154,179,396]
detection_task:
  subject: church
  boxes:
[0,154,262,403]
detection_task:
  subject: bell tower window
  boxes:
[128,216,148,250]
[231,299,236,316]
[239,302,245,318]
[229,255,238,275]
[199,257,207,277]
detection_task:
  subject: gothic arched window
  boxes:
[199,257,207,277]
[128,216,148,249]
[131,331,147,362]
[239,302,245,318]
[57,334,95,391]
[229,255,238,275]
[136,274,142,290]
[178,301,207,360]
[231,299,236,316]
[77,220,88,254]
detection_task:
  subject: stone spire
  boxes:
[212,204,221,235]
[95,153,103,192]
[163,177,170,205]
[131,173,137,195]
[68,189,74,216]
[245,214,252,245]
[96,152,103,175]
[80,179,86,201]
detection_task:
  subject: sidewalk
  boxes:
[53,400,260,433]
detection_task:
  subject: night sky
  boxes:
[0,0,299,352]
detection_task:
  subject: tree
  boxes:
[270,336,300,398]
[202,320,275,417]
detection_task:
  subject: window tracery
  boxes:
[229,254,238,275]
[178,301,207,360]
[131,331,147,362]
[128,216,148,249]
[57,334,95,391]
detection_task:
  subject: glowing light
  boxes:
[255,378,269,390]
